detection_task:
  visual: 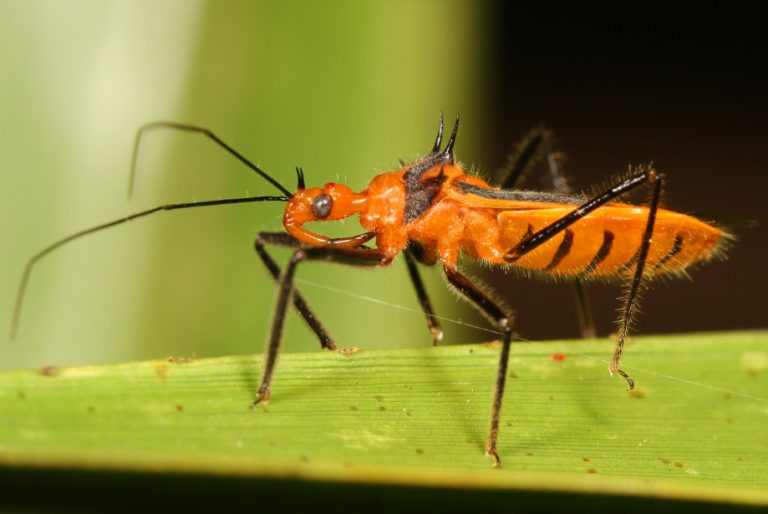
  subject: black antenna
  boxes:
[431,112,444,154]
[10,194,289,340]
[296,166,306,190]
[129,122,292,198]
[443,114,460,161]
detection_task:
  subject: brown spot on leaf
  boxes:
[374,395,384,401]
[660,458,671,465]
[17,391,26,400]
[87,406,95,413]
[300,455,310,463]
[350,405,358,411]
[509,371,518,379]
[167,355,195,364]
[39,365,58,377]
[415,448,424,455]
[176,404,184,412]
[628,389,646,399]
[378,406,387,411]
[582,457,591,463]
[587,468,598,474]
[674,462,684,468]
[525,452,534,457]
[726,417,734,425]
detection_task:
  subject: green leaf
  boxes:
[1,331,767,511]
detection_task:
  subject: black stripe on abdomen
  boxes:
[654,234,684,271]
[582,230,614,275]
[544,229,574,271]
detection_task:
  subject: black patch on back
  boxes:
[404,168,447,223]
[455,182,585,204]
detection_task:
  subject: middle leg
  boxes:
[443,265,513,467]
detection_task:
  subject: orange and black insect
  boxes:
[11,114,731,466]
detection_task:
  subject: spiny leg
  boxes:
[404,245,443,345]
[253,244,391,406]
[505,166,662,388]
[443,266,513,468]
[611,174,663,387]
[495,126,553,190]
[495,127,596,338]
[254,231,337,350]
[572,279,596,339]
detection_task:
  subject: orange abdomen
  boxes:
[496,205,727,278]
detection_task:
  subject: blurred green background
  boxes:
[0,0,489,368]
[1,2,765,370]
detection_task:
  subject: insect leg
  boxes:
[404,246,443,345]
[572,279,596,339]
[497,128,597,338]
[506,168,655,262]
[10,195,288,339]
[505,166,662,388]
[129,121,291,198]
[253,244,391,406]
[611,174,663,388]
[254,232,336,351]
[495,126,553,190]
[443,265,513,468]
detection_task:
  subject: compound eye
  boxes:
[311,194,333,219]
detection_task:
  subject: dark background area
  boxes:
[478,4,766,340]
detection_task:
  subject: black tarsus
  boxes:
[10,195,289,339]
[129,121,292,198]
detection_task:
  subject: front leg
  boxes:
[404,244,443,345]
[254,231,336,350]
[253,241,391,406]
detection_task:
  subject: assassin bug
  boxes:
[11,114,730,467]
